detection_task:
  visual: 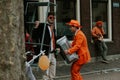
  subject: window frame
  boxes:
[55,0,80,40]
[90,0,112,42]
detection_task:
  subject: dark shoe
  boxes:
[101,60,109,64]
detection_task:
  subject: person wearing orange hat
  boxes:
[64,19,91,80]
[91,21,108,63]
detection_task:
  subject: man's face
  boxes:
[97,24,102,28]
[69,26,76,33]
[35,21,39,27]
[47,15,55,24]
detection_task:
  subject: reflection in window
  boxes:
[56,0,76,40]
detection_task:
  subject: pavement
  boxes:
[32,57,120,80]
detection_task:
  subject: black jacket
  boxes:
[32,23,56,55]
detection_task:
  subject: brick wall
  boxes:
[80,0,120,57]
[110,0,120,55]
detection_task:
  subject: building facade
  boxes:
[24,0,120,60]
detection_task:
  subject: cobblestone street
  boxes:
[32,58,120,80]
[54,66,120,80]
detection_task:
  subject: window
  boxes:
[24,0,39,33]
[56,0,79,40]
[91,0,112,41]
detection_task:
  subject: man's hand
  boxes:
[98,36,103,41]
[56,48,60,53]
[34,21,40,28]
[64,50,69,54]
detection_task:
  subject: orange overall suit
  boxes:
[66,20,91,80]
[68,30,91,80]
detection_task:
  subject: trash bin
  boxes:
[57,36,78,64]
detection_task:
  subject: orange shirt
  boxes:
[91,26,105,38]
[68,30,91,64]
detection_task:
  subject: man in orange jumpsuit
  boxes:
[91,21,108,63]
[64,20,91,80]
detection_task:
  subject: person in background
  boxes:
[91,21,108,64]
[64,20,91,80]
[25,32,36,80]
[25,32,34,62]
[32,12,59,80]
[25,32,34,52]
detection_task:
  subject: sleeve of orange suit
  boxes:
[68,33,83,54]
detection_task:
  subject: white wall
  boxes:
[38,0,50,23]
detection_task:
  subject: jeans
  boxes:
[43,53,56,80]
[26,62,36,80]
[94,40,108,60]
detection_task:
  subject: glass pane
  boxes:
[24,0,39,34]
[56,0,76,40]
[92,1,108,38]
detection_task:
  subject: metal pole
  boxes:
[40,2,50,51]
[27,50,45,64]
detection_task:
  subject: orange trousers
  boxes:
[71,61,84,80]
